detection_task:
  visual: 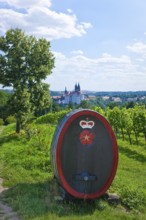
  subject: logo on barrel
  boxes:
[79,120,95,129]
[79,119,95,145]
[79,130,95,145]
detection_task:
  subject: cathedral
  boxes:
[64,83,84,105]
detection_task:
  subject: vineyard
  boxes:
[0,106,146,220]
[34,105,146,146]
[94,105,146,145]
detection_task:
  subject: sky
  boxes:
[0,0,146,91]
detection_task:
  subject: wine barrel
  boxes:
[51,109,118,199]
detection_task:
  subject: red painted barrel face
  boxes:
[51,110,118,199]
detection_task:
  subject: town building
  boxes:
[51,83,84,105]
[64,83,84,104]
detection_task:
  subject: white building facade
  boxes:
[64,84,84,105]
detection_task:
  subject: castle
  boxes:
[64,83,84,105]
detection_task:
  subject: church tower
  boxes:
[75,83,78,92]
[77,83,80,92]
[65,87,68,95]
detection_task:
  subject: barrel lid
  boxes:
[56,109,118,199]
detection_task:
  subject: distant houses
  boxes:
[51,86,146,106]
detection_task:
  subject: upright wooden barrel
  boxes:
[51,109,118,199]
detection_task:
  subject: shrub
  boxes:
[6,115,16,124]
[120,186,146,211]
[0,118,4,125]
[35,110,70,125]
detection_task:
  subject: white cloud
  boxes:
[71,50,84,55]
[0,9,27,34]
[0,0,52,8]
[47,51,146,91]
[0,0,92,40]
[127,42,146,55]
[67,8,73,13]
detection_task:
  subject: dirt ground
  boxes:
[0,178,19,220]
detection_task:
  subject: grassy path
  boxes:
[0,178,19,220]
[0,127,19,220]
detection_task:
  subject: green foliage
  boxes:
[105,105,146,143]
[120,187,146,211]
[93,106,105,116]
[0,118,4,125]
[0,90,10,106]
[79,100,91,109]
[51,100,62,112]
[35,110,70,125]
[0,90,11,121]
[6,115,16,124]
[0,28,55,133]
[0,110,146,219]
[130,106,146,144]
[107,107,121,136]
[30,83,52,117]
[0,123,55,186]
[0,123,146,219]
[9,88,32,133]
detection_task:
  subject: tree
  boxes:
[131,106,146,143]
[0,90,11,122]
[0,28,54,133]
[93,106,105,116]
[79,100,91,109]
[107,107,121,137]
[30,83,51,116]
[0,90,9,106]
[123,108,133,144]
[9,88,32,133]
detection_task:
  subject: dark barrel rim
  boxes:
[56,109,118,199]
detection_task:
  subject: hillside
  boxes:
[0,110,146,220]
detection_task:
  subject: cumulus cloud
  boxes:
[47,51,146,91]
[71,50,84,55]
[127,42,146,57]
[0,0,52,9]
[67,9,73,14]
[0,0,92,39]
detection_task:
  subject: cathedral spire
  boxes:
[75,83,78,91]
[65,87,68,94]
[78,83,80,91]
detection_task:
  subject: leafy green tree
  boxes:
[6,115,16,124]
[30,83,51,116]
[126,101,135,109]
[0,90,11,122]
[130,106,145,145]
[0,28,54,133]
[93,106,105,116]
[51,100,62,112]
[121,108,133,144]
[0,90,9,106]
[0,118,4,126]
[8,88,32,133]
[79,100,91,109]
[107,107,121,137]
[131,106,146,142]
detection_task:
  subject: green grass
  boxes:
[0,124,146,220]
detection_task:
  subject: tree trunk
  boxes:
[127,132,132,145]
[135,132,139,145]
[121,128,125,141]
[16,118,21,133]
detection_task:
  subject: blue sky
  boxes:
[0,0,146,91]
